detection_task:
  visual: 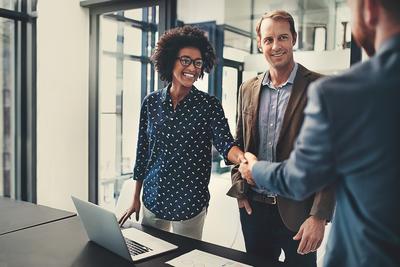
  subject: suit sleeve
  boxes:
[231,83,245,185]
[252,82,338,201]
[310,184,336,221]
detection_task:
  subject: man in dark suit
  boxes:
[227,10,335,266]
[239,0,400,266]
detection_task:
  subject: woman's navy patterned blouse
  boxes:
[133,85,235,221]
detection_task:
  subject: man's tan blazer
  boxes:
[230,64,335,232]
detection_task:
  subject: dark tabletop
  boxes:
[0,216,279,267]
[0,196,75,235]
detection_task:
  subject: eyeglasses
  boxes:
[176,56,204,69]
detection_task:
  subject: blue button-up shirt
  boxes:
[133,85,235,221]
[254,63,298,195]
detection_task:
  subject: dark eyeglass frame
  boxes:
[176,56,204,69]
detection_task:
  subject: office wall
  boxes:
[36,0,89,211]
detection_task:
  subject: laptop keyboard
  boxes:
[124,238,153,256]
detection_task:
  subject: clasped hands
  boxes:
[238,152,258,186]
[238,152,326,255]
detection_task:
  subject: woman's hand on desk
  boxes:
[118,196,141,227]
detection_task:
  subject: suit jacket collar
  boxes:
[278,64,312,143]
[262,63,299,88]
[377,33,400,56]
[249,73,263,152]
[248,63,313,148]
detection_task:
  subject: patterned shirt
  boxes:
[133,85,235,221]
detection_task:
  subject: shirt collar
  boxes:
[377,33,400,56]
[262,62,298,89]
[161,83,197,104]
[161,84,170,103]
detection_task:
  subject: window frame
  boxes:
[82,0,176,204]
[0,0,37,202]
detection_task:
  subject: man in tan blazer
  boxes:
[227,10,335,266]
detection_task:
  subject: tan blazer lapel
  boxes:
[278,65,309,143]
[248,73,264,153]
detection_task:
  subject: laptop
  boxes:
[71,196,177,262]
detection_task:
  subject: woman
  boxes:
[118,26,244,240]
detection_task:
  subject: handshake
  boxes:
[238,152,258,186]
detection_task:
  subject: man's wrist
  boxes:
[310,215,327,224]
[248,159,257,172]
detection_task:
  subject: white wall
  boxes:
[37,0,89,211]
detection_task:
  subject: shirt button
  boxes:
[270,123,273,127]
[268,142,272,146]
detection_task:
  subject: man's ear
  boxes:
[292,32,297,46]
[364,0,379,29]
[257,37,262,52]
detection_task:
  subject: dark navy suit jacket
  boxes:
[252,34,400,267]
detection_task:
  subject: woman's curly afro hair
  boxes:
[151,25,216,83]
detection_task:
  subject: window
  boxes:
[84,0,176,207]
[249,0,354,74]
[0,17,15,198]
[0,0,17,10]
[98,8,158,209]
[0,1,37,201]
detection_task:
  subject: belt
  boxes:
[250,192,277,205]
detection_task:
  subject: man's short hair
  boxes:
[255,10,297,44]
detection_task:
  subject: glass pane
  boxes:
[336,3,352,49]
[124,26,142,55]
[101,17,118,53]
[0,0,16,10]
[223,47,248,62]
[224,30,251,52]
[98,115,118,209]
[98,51,118,209]
[314,27,326,51]
[154,68,159,92]
[98,5,158,209]
[194,73,208,93]
[0,18,15,198]
[122,60,141,174]
[99,55,117,113]
[154,6,159,24]
[221,67,238,134]
[124,9,142,21]
[146,63,152,94]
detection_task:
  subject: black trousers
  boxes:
[239,199,316,267]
